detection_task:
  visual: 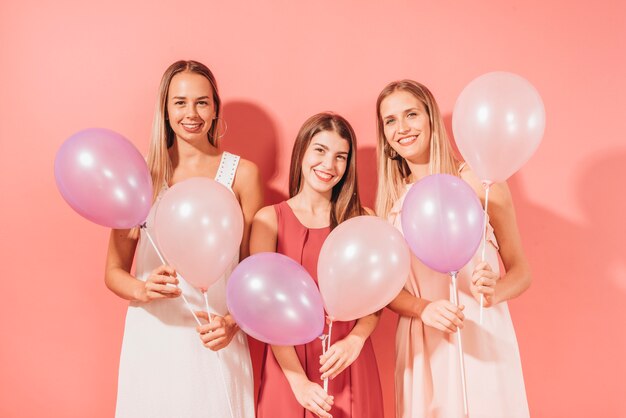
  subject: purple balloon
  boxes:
[54,128,153,229]
[401,174,484,274]
[227,252,325,345]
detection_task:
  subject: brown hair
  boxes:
[289,112,366,229]
[374,80,459,218]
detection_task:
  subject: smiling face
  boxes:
[379,89,432,164]
[300,129,350,195]
[166,71,216,145]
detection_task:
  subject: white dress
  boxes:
[115,152,255,418]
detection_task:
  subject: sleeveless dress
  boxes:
[115,152,255,418]
[256,201,384,418]
[389,183,529,418]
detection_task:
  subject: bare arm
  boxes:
[388,289,465,333]
[232,159,264,260]
[104,229,180,302]
[461,168,532,305]
[272,345,334,418]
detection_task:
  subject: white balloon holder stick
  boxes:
[451,271,469,416]
[321,320,334,393]
[142,226,201,325]
[479,183,491,325]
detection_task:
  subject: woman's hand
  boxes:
[292,377,334,418]
[469,261,499,307]
[421,300,465,333]
[319,334,365,380]
[136,265,181,302]
[195,312,239,351]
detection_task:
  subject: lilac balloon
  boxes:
[227,252,324,345]
[401,174,484,274]
[54,128,153,229]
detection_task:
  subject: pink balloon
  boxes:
[453,72,545,184]
[154,177,243,290]
[401,174,484,274]
[227,252,325,345]
[318,216,411,322]
[54,128,153,228]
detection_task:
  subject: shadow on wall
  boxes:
[505,149,626,417]
[220,100,287,404]
[221,100,287,205]
[357,145,378,209]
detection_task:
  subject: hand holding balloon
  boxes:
[421,301,465,333]
[319,333,365,380]
[195,312,240,351]
[136,264,181,302]
[469,261,499,307]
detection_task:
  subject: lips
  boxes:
[313,169,334,182]
[181,122,204,133]
[398,135,418,146]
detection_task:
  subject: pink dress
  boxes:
[256,201,384,418]
[390,184,529,418]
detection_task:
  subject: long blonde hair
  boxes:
[374,80,459,218]
[146,60,221,203]
[289,112,366,229]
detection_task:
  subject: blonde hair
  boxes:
[374,80,459,218]
[146,60,221,203]
[289,112,366,229]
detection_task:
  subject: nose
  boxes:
[321,153,334,169]
[185,103,198,117]
[397,118,409,133]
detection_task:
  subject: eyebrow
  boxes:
[382,107,420,119]
[171,96,211,100]
[312,142,349,154]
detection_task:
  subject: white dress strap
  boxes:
[214,151,240,189]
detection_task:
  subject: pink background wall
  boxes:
[1,1,625,417]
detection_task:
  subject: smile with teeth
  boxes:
[398,135,418,145]
[314,169,334,182]
[181,121,203,132]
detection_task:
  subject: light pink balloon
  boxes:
[154,177,243,290]
[318,216,411,322]
[54,128,153,228]
[453,72,545,184]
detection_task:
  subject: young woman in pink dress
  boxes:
[375,80,531,418]
[105,60,263,418]
[251,112,384,418]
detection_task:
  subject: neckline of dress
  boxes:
[283,201,331,231]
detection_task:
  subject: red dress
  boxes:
[256,201,384,418]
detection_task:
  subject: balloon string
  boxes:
[451,272,469,416]
[323,320,333,393]
[141,225,201,326]
[479,184,491,325]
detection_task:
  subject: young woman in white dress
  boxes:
[104,60,263,418]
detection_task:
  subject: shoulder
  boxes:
[232,157,261,193]
[459,164,513,210]
[234,157,260,181]
[363,207,376,216]
[253,204,278,226]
